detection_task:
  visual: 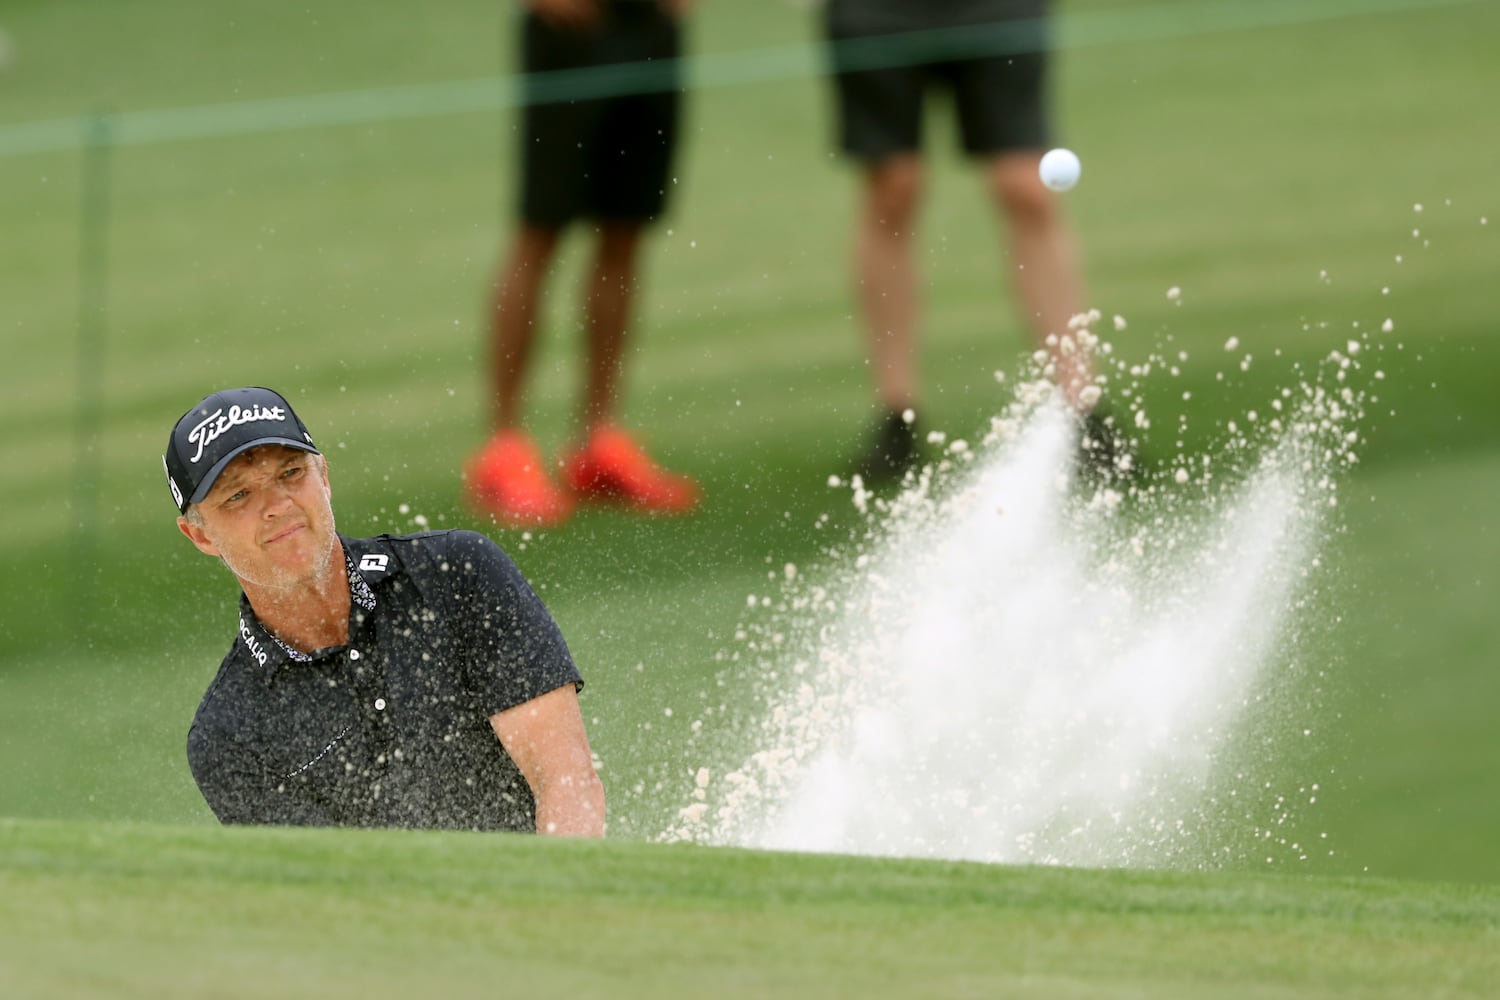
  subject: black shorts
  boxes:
[824,0,1052,160]
[517,4,682,226]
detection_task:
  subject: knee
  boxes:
[512,224,562,266]
[595,224,644,269]
[989,163,1057,227]
[865,159,924,232]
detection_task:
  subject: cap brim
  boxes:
[185,438,321,509]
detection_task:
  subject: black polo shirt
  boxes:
[186,530,582,832]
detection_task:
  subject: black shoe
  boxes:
[1075,409,1134,485]
[853,409,920,483]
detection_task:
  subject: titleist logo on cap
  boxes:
[187,404,288,464]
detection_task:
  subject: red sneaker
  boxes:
[563,426,701,514]
[464,430,574,527]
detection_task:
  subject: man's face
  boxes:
[178,445,338,591]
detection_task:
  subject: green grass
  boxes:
[2,817,1498,999]
[1,5,1499,985]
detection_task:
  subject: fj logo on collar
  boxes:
[359,554,389,573]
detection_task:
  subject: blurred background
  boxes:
[0,0,1495,883]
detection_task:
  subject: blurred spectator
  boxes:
[823,0,1112,480]
[467,0,700,527]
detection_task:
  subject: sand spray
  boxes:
[663,312,1377,869]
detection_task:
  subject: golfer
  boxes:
[165,386,604,835]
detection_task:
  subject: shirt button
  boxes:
[349,649,362,660]
[374,698,386,711]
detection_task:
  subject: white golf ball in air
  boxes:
[1039,148,1081,191]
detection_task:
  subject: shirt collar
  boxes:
[346,547,378,613]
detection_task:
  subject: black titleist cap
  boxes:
[164,387,319,514]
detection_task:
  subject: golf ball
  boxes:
[1039,148,1081,191]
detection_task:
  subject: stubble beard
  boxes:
[214,505,340,594]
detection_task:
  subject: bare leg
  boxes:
[563,219,699,512]
[582,221,646,432]
[985,152,1091,410]
[491,223,564,429]
[855,154,924,412]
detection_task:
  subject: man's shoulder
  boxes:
[344,530,517,598]
[346,529,499,564]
